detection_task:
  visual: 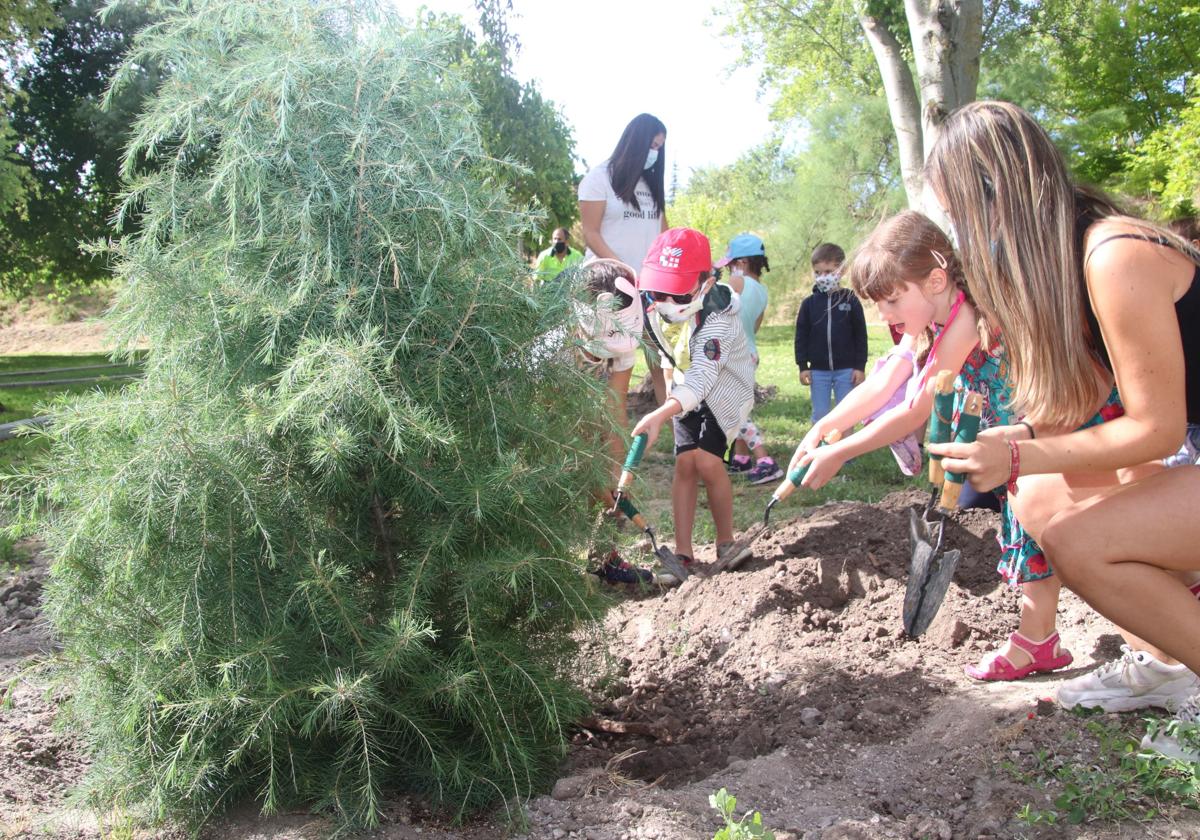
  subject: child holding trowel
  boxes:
[631,227,756,572]
[787,211,1077,681]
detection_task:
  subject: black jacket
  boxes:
[794,286,868,372]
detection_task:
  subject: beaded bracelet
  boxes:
[1007,440,1021,494]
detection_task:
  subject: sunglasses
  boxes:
[649,290,695,304]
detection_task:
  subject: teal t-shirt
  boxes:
[737,275,768,358]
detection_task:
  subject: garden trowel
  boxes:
[614,496,690,583]
[714,430,843,572]
[903,382,983,637]
[610,433,691,582]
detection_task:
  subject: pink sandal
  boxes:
[964,630,1073,682]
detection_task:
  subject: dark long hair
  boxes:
[606,113,666,214]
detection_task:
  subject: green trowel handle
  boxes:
[624,433,648,471]
[774,430,842,503]
[785,463,810,487]
[615,496,650,531]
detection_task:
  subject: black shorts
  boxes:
[673,402,728,459]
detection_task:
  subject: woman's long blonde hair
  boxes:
[925,100,1197,428]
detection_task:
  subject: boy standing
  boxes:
[632,228,755,569]
[794,242,867,424]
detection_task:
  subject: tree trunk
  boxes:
[858,12,925,209]
[905,0,984,164]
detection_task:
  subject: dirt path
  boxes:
[2,492,1198,839]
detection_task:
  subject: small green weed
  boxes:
[709,788,776,840]
[1013,718,1200,827]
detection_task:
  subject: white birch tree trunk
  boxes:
[905,0,984,163]
[858,1,985,212]
[858,11,925,210]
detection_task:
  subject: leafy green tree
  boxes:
[418,2,577,253]
[0,0,58,216]
[988,0,1200,187]
[1126,78,1200,217]
[10,0,610,827]
[0,0,160,292]
[720,0,1007,207]
[673,96,903,284]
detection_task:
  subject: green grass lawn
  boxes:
[626,323,923,546]
[0,328,917,548]
[0,352,142,474]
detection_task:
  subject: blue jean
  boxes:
[810,368,855,424]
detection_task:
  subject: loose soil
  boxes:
[3,491,1198,839]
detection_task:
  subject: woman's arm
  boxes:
[579,200,617,260]
[936,233,1192,489]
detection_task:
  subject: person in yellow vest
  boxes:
[534,227,584,282]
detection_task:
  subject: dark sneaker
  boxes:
[594,552,653,585]
[747,457,784,485]
[727,454,752,474]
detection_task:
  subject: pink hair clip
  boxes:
[930,249,948,269]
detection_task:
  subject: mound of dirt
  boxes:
[516,489,1200,840]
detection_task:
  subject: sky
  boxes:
[391,0,778,186]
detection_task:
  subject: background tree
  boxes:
[0,0,160,292]
[417,0,577,254]
[672,96,903,307]
[10,0,611,827]
[986,0,1200,191]
[723,0,1006,208]
[0,0,58,216]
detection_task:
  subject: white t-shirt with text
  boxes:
[578,159,663,271]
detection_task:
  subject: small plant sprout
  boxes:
[709,787,777,840]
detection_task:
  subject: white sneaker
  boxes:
[1056,645,1200,712]
[1140,693,1200,762]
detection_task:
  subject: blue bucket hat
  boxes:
[715,233,765,268]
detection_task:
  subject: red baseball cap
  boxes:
[639,227,713,296]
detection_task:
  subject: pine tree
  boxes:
[7,0,613,827]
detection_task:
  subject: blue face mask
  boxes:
[644,148,659,170]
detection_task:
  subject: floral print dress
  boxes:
[952,344,1123,586]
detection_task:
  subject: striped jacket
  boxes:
[670,284,756,437]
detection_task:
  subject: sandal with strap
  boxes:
[964,630,1073,682]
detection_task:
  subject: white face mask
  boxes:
[644,147,659,170]
[814,272,840,294]
[652,279,711,323]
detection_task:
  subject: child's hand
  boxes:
[798,425,823,455]
[799,370,812,386]
[798,443,847,490]
[787,444,813,478]
[631,411,666,451]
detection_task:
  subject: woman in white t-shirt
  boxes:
[578,113,669,405]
